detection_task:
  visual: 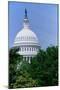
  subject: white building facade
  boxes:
[14,9,40,63]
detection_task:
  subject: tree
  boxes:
[9,46,58,88]
[30,49,47,86]
[13,70,37,88]
[30,46,58,86]
[45,46,58,86]
[9,47,23,88]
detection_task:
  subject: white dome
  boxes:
[14,9,40,63]
[14,27,39,46]
[14,9,39,47]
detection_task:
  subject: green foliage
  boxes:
[9,46,58,88]
[13,70,37,88]
[30,46,58,86]
[9,47,23,88]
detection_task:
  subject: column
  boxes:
[29,57,31,64]
[23,57,25,61]
[26,57,28,62]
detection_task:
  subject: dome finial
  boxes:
[25,8,27,18]
[24,8,29,28]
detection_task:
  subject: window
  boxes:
[30,47,31,51]
[25,47,26,51]
[32,48,33,51]
[27,48,29,51]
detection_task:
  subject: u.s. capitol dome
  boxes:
[14,9,40,63]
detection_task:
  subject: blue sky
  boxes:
[8,2,58,49]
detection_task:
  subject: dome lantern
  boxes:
[23,9,30,29]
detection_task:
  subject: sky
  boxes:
[8,1,58,49]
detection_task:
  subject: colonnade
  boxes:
[23,56,32,63]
